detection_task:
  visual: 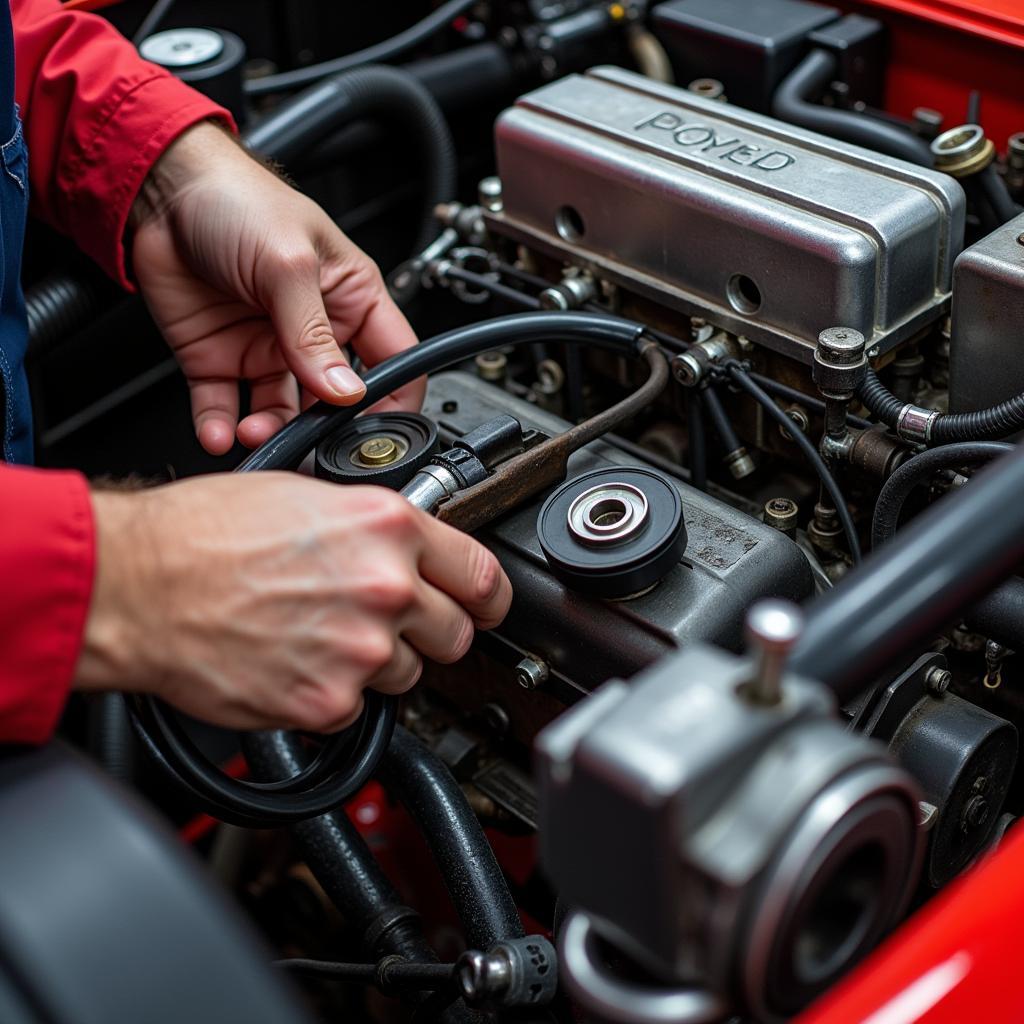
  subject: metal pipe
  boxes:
[788,445,1024,702]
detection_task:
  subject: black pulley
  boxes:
[537,467,686,599]
[139,29,247,122]
[315,412,439,490]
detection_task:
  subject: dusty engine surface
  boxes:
[423,371,813,700]
[13,2,1024,1024]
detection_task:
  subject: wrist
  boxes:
[76,489,162,692]
[129,120,244,230]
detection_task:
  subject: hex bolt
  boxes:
[763,497,799,537]
[516,657,549,690]
[475,351,508,382]
[744,599,804,706]
[925,665,952,696]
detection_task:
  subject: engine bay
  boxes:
[12,1,1024,1022]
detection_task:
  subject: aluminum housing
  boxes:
[949,212,1024,416]
[490,66,965,363]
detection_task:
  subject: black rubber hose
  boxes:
[725,361,862,562]
[703,384,746,462]
[773,49,934,167]
[25,272,113,361]
[274,958,455,989]
[87,694,136,784]
[237,311,650,473]
[378,727,523,950]
[859,365,1024,444]
[128,691,397,827]
[304,43,518,173]
[243,731,435,958]
[245,64,456,253]
[787,444,1024,703]
[245,733,475,1024]
[870,441,1013,549]
[246,0,479,97]
[977,164,1020,224]
[686,389,708,492]
[967,576,1024,651]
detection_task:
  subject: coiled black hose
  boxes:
[239,311,651,473]
[378,727,524,950]
[245,0,479,97]
[131,312,651,826]
[860,366,1024,444]
[128,690,398,828]
[245,64,456,253]
[773,49,934,167]
[870,441,1013,549]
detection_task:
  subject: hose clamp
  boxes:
[896,404,938,444]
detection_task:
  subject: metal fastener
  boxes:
[763,497,799,536]
[925,665,952,696]
[516,657,549,690]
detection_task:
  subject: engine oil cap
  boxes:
[315,412,439,490]
[537,467,686,599]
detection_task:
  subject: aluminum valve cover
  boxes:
[491,66,965,362]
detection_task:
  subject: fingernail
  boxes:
[326,365,366,398]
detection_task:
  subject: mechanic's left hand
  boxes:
[130,121,423,456]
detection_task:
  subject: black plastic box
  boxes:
[651,0,840,113]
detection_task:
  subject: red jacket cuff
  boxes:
[0,466,95,744]
[59,73,236,290]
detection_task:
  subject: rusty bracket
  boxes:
[437,341,669,533]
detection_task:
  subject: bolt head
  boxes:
[516,657,549,690]
[817,327,866,365]
[671,352,702,387]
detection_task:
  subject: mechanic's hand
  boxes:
[76,476,511,732]
[130,121,423,457]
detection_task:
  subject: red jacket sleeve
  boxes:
[0,465,94,744]
[12,0,236,289]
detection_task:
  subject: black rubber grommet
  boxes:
[537,467,687,599]
[315,412,439,490]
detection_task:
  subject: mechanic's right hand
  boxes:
[76,474,512,732]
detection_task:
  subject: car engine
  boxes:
[9,1,1024,1023]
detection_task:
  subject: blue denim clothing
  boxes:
[0,5,31,464]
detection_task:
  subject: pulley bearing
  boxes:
[315,412,439,490]
[537,467,687,599]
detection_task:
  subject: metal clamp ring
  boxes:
[567,482,649,545]
[559,911,728,1024]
